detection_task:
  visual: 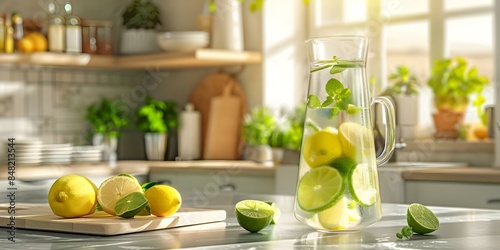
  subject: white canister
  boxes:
[178,103,201,160]
[211,0,244,51]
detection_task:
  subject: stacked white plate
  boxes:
[8,139,43,165]
[156,31,209,52]
[71,145,103,163]
[41,144,72,165]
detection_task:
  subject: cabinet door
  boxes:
[149,172,274,197]
[406,181,500,209]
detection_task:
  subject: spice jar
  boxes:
[97,21,113,55]
[81,20,98,54]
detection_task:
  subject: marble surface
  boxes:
[2,193,500,249]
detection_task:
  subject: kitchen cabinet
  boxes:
[406,181,500,209]
[0,49,261,70]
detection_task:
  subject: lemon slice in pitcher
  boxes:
[302,127,342,168]
[297,166,345,212]
[339,122,373,161]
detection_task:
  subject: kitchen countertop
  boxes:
[0,160,274,181]
[402,167,500,184]
[3,193,500,249]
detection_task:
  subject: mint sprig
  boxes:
[307,56,361,118]
[396,225,413,239]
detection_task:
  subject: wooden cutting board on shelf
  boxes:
[189,72,248,158]
[0,204,226,236]
[203,82,241,159]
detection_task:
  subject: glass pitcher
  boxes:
[294,36,395,232]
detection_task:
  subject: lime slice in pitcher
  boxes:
[297,166,345,212]
[348,163,377,206]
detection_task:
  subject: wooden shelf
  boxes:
[0,49,261,70]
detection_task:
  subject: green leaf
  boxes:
[141,182,157,192]
[321,96,334,107]
[330,65,346,74]
[346,104,361,114]
[325,78,343,96]
[307,95,321,108]
[330,107,341,118]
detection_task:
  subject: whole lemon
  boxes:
[27,32,48,52]
[302,127,342,168]
[144,185,182,217]
[17,38,35,53]
[48,175,98,218]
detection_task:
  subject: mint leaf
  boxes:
[321,96,333,107]
[340,88,351,99]
[307,95,321,108]
[330,65,346,74]
[330,107,340,118]
[325,78,343,96]
[336,101,348,110]
[346,104,361,114]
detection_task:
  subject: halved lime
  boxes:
[407,203,440,234]
[339,122,373,161]
[348,163,377,206]
[330,156,357,176]
[318,197,348,230]
[235,200,274,233]
[297,166,345,212]
[136,204,152,216]
[114,192,149,219]
[265,201,281,224]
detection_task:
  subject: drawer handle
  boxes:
[156,179,172,185]
[487,199,500,204]
[219,184,236,192]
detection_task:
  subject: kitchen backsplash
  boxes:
[0,66,151,159]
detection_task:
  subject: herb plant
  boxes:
[384,65,419,96]
[307,56,361,118]
[136,96,179,134]
[428,57,489,112]
[284,103,306,151]
[122,0,161,29]
[243,107,275,146]
[85,99,129,138]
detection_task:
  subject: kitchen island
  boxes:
[2,193,500,249]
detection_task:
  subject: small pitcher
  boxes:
[294,36,395,232]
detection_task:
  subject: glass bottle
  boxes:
[47,2,65,52]
[4,14,14,53]
[293,36,395,232]
[0,15,5,52]
[64,2,81,53]
[11,12,23,52]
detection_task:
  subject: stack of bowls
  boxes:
[156,31,209,52]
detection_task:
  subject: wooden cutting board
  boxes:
[203,82,241,159]
[0,204,226,236]
[189,72,248,158]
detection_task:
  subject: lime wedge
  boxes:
[114,192,148,219]
[136,204,152,216]
[348,163,377,206]
[330,156,357,176]
[297,166,345,212]
[318,197,348,230]
[339,122,373,161]
[235,200,274,233]
[407,203,440,234]
[265,201,281,224]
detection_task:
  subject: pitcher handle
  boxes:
[373,96,396,165]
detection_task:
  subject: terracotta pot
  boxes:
[432,110,464,139]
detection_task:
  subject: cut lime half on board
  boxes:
[407,203,440,234]
[297,166,345,212]
[114,192,148,219]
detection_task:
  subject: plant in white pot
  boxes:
[242,107,275,165]
[120,0,161,54]
[85,99,129,165]
[383,65,420,140]
[136,96,179,160]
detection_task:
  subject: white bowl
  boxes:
[157,31,209,52]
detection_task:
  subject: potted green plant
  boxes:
[136,96,179,160]
[242,106,275,164]
[120,0,161,54]
[428,57,490,139]
[85,99,129,163]
[383,65,420,139]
